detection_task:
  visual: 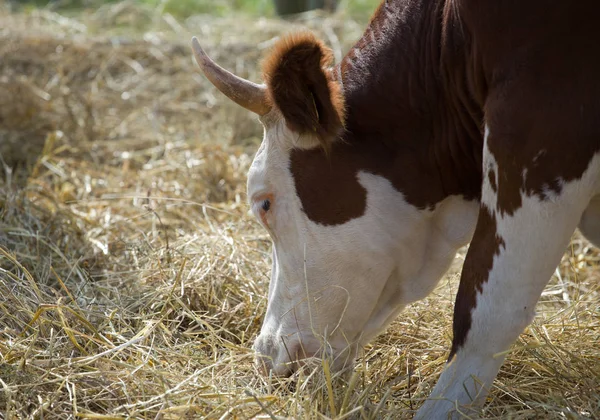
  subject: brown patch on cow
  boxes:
[262,32,345,152]
[289,140,391,225]
[290,148,367,225]
[449,205,505,360]
[485,95,600,217]
[458,0,600,216]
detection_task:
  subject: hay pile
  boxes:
[1,3,599,419]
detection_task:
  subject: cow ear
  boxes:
[262,32,345,150]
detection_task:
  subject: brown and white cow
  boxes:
[191,0,600,417]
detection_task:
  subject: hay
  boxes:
[1,4,599,419]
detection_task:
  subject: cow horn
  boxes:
[191,37,270,116]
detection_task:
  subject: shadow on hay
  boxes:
[0,79,53,182]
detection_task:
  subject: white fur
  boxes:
[416,126,600,419]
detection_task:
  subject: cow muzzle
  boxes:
[253,333,318,376]
[253,332,356,377]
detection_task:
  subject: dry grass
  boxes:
[1,3,599,419]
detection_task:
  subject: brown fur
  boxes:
[262,32,345,150]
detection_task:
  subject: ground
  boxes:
[0,2,599,419]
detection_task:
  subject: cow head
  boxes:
[191,33,477,376]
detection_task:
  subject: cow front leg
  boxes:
[415,129,600,419]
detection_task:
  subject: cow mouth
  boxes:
[254,334,357,377]
[254,336,317,377]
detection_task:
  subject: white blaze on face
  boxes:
[249,113,479,376]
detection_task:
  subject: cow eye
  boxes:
[261,199,271,212]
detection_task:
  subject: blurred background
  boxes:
[0,0,379,172]
[5,0,378,22]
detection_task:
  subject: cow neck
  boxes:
[289,0,484,226]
